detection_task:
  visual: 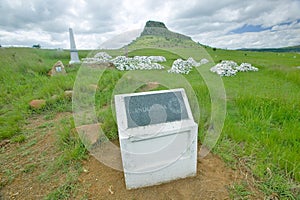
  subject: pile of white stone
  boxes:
[111,56,165,71]
[148,56,167,63]
[210,60,258,76]
[200,58,209,65]
[236,63,259,72]
[168,58,194,74]
[82,52,112,64]
[81,52,213,74]
[82,52,166,71]
[168,57,209,74]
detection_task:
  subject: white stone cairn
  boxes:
[168,57,200,74]
[81,52,212,74]
[148,56,167,62]
[210,60,258,76]
[111,56,165,71]
[94,52,112,60]
[82,52,112,64]
[236,63,259,72]
[167,57,211,74]
[200,58,209,65]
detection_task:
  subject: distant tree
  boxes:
[12,52,16,60]
[0,44,2,48]
[32,44,41,49]
[212,47,217,51]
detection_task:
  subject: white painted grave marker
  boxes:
[115,88,198,189]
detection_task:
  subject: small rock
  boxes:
[48,60,66,76]
[76,123,101,146]
[64,90,73,98]
[108,185,114,195]
[107,62,115,69]
[83,168,89,173]
[266,192,279,200]
[140,82,159,92]
[10,192,19,198]
[89,84,98,90]
[0,139,10,148]
[147,81,159,88]
[266,167,272,178]
[29,99,46,109]
[200,58,209,65]
[51,95,59,100]
[198,145,210,158]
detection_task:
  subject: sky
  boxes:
[0,0,300,49]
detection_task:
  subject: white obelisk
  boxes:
[69,28,80,65]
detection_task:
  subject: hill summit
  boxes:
[140,20,191,41]
[144,21,167,29]
[127,20,199,49]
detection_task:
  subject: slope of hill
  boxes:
[239,45,300,52]
[127,20,199,49]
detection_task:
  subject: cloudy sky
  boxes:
[1,0,300,49]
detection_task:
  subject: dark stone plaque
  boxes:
[124,91,188,128]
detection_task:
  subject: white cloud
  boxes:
[196,27,300,49]
[0,0,299,49]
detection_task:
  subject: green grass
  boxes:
[44,173,79,200]
[41,117,87,199]
[205,49,300,198]
[1,45,300,199]
[228,181,253,199]
[0,48,77,139]
[10,134,26,143]
[39,117,87,181]
[128,35,199,49]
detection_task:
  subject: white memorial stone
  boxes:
[69,28,81,65]
[115,88,198,189]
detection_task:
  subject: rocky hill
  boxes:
[140,20,192,41]
[128,20,198,49]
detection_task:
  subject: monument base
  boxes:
[69,60,81,65]
[69,51,80,65]
[124,155,197,189]
[119,121,198,189]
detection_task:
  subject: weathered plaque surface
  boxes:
[124,91,188,128]
[115,88,198,189]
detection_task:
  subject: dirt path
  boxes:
[0,113,263,199]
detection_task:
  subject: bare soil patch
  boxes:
[77,141,263,199]
[1,113,263,199]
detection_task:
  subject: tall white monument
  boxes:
[69,28,80,65]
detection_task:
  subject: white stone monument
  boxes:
[115,88,198,189]
[69,28,80,65]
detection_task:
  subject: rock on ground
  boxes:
[48,60,66,76]
[29,99,46,109]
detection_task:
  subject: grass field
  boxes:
[0,46,299,199]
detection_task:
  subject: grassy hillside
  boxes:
[0,46,300,198]
[127,35,199,49]
[0,48,89,139]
